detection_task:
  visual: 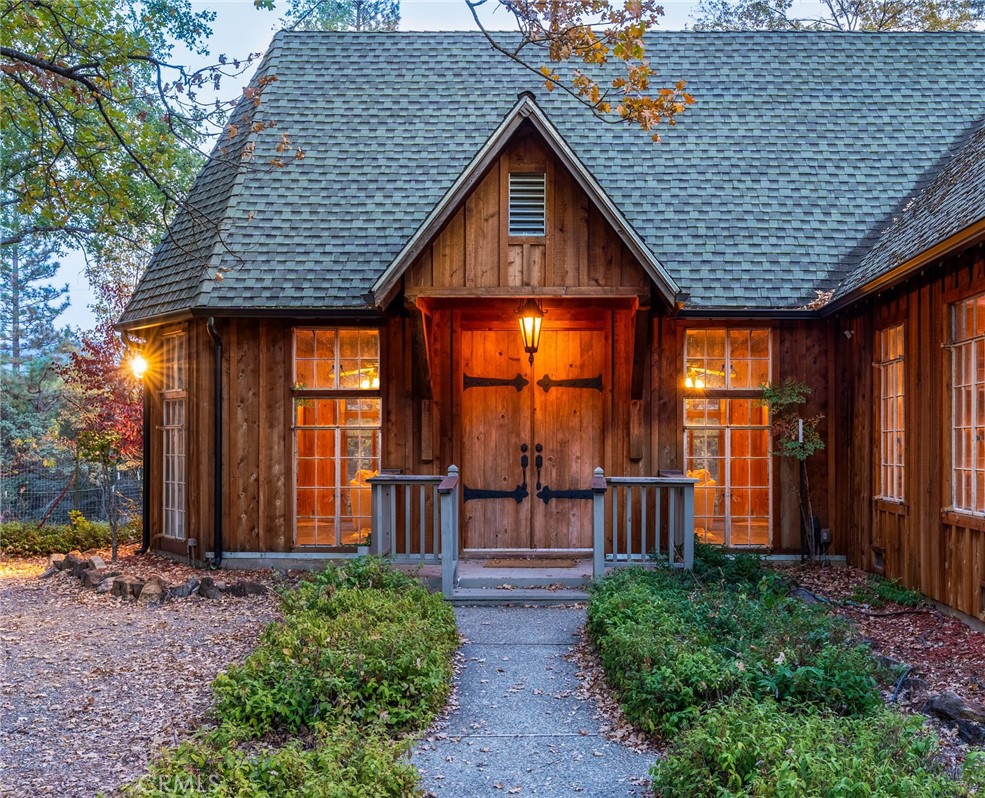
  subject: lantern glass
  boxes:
[517,299,544,362]
[131,353,149,380]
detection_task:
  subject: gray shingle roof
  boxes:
[120,31,985,324]
[835,123,985,300]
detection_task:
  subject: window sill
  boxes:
[942,509,985,533]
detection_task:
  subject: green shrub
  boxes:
[214,582,457,738]
[124,725,419,798]
[692,543,770,586]
[650,697,981,797]
[588,567,881,735]
[851,574,925,608]
[0,514,141,557]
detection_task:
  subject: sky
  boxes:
[56,0,709,329]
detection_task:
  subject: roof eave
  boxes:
[370,93,681,309]
[823,216,985,317]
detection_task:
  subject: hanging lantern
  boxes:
[516,298,545,365]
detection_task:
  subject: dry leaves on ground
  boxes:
[0,554,283,798]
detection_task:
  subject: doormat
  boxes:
[484,558,577,569]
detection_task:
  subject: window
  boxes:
[161,331,187,539]
[508,172,546,236]
[683,329,772,547]
[951,293,985,515]
[876,324,905,501]
[293,329,381,546]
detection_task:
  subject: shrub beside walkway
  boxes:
[412,606,652,797]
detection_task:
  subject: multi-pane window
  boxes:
[952,293,985,515]
[161,331,187,539]
[684,329,772,547]
[876,324,905,501]
[293,329,381,546]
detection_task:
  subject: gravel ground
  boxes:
[0,558,280,797]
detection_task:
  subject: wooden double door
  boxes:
[459,321,607,551]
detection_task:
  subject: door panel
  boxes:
[531,330,605,549]
[461,329,532,549]
[460,323,606,551]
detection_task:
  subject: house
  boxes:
[117,32,985,619]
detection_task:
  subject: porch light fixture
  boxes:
[131,352,149,380]
[517,298,545,365]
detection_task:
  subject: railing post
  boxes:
[369,479,391,556]
[682,479,696,570]
[439,465,460,598]
[591,467,607,580]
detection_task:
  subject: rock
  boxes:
[790,587,822,604]
[227,580,268,597]
[82,569,120,589]
[924,691,985,724]
[111,577,142,598]
[62,553,86,577]
[86,555,106,570]
[96,577,115,594]
[170,577,200,599]
[198,576,223,600]
[956,719,985,745]
[48,553,66,570]
[39,565,59,579]
[137,575,167,605]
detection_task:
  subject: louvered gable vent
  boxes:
[508,172,546,236]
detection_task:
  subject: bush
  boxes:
[650,697,983,797]
[0,513,141,557]
[124,724,419,798]
[213,583,458,737]
[588,567,881,736]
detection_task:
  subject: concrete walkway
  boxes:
[411,606,653,797]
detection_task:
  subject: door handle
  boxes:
[520,443,529,490]
[535,443,543,490]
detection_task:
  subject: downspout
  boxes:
[121,330,151,554]
[206,317,223,568]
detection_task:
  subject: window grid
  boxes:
[161,331,187,540]
[683,329,772,547]
[952,294,985,515]
[293,329,381,547]
[876,324,905,502]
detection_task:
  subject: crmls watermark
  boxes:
[155,773,221,791]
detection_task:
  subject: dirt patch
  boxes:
[0,555,283,797]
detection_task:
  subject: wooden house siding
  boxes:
[832,242,985,619]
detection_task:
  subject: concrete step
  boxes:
[449,587,589,605]
[456,573,591,589]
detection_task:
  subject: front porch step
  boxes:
[454,558,593,590]
[449,587,589,605]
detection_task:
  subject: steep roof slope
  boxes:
[120,31,985,325]
[834,122,985,301]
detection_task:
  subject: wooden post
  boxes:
[592,467,607,580]
[439,465,460,598]
[370,480,382,555]
[682,479,696,571]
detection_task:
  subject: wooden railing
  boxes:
[592,467,696,579]
[368,466,460,598]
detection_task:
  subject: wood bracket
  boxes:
[408,298,435,400]
[630,303,650,401]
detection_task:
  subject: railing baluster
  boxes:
[419,484,426,561]
[654,489,662,559]
[625,484,632,562]
[611,484,619,561]
[668,487,677,568]
[432,484,440,556]
[640,486,647,562]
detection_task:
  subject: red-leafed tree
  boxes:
[60,282,142,561]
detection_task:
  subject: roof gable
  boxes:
[371,94,682,307]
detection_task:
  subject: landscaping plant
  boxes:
[0,513,141,557]
[123,557,458,797]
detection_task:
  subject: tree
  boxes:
[60,282,143,561]
[759,380,825,563]
[0,230,69,373]
[0,0,253,256]
[279,0,399,31]
[692,0,984,31]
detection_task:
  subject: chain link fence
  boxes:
[0,469,142,525]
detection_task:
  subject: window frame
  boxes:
[160,329,187,540]
[874,323,906,503]
[291,327,382,548]
[949,292,985,517]
[682,327,773,548]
